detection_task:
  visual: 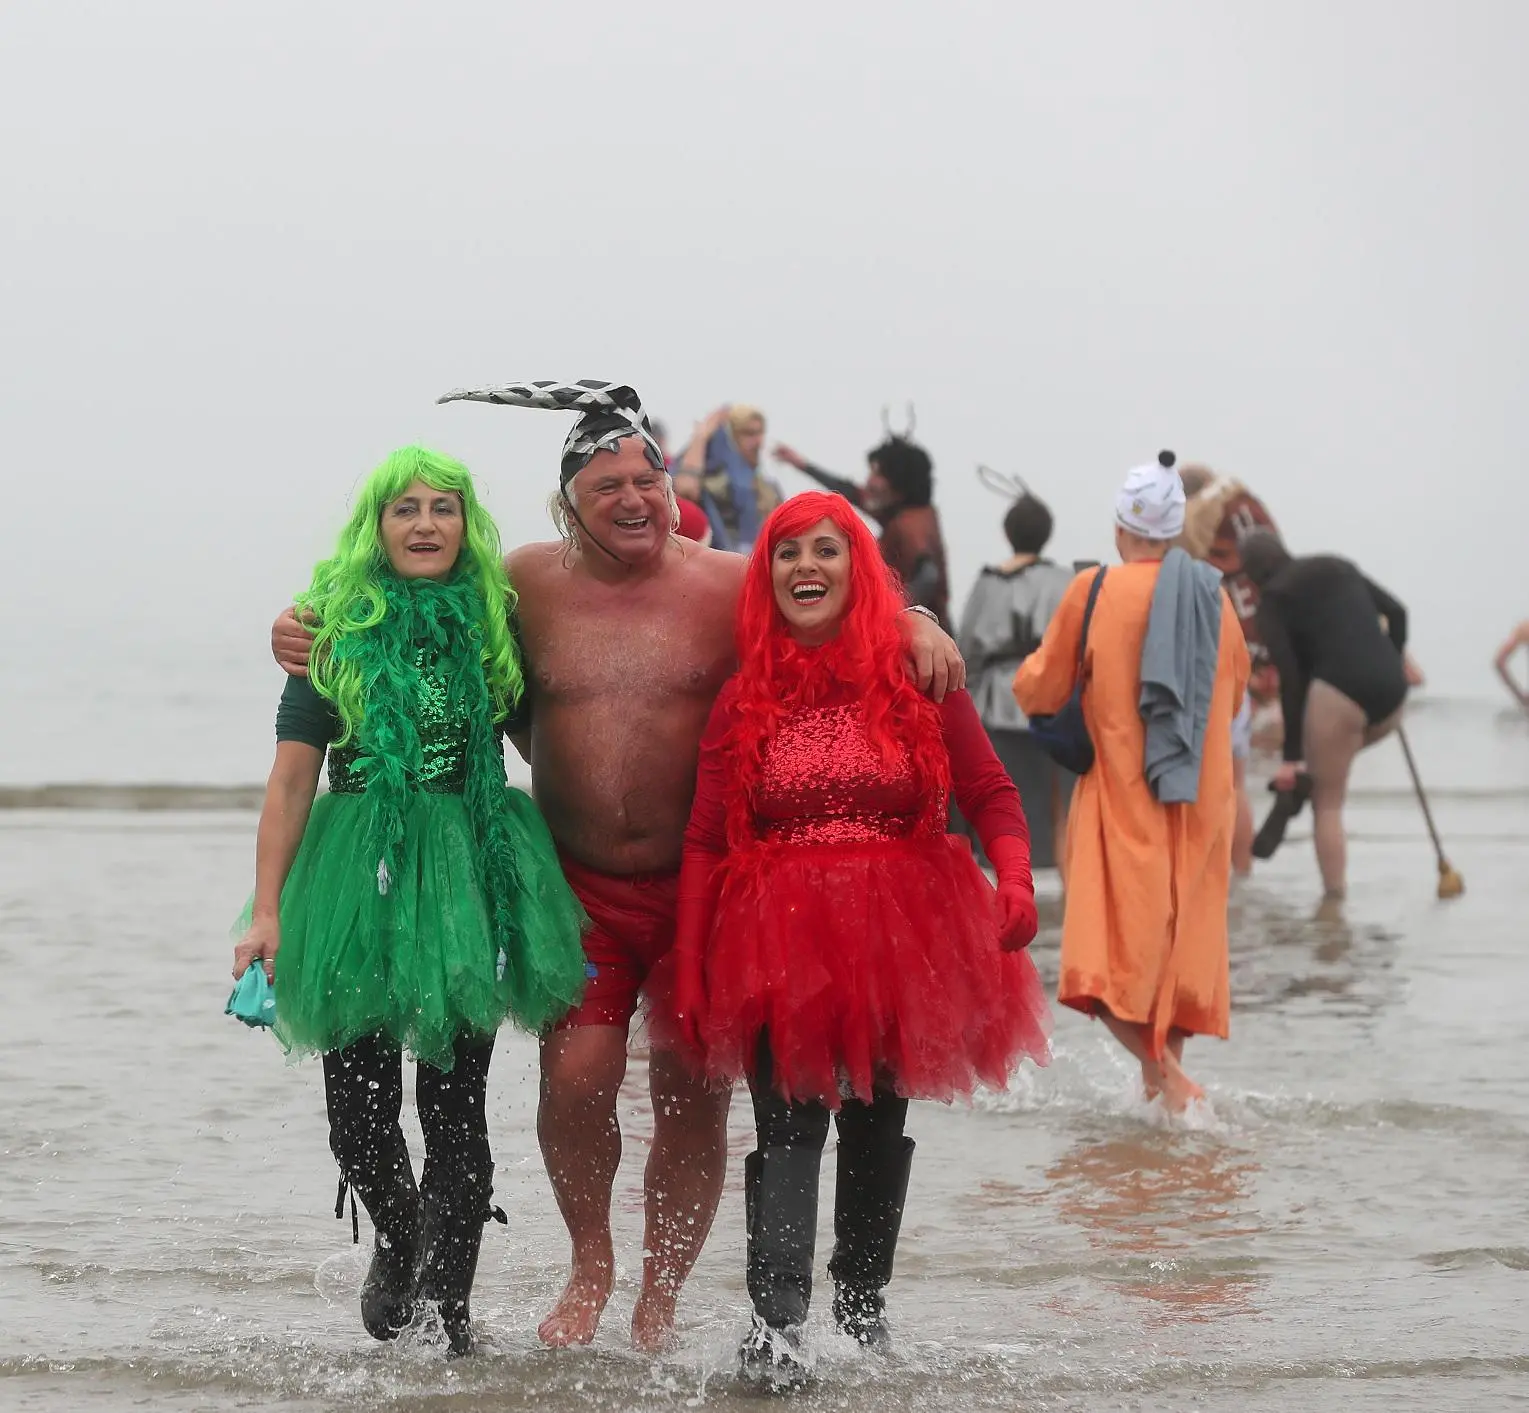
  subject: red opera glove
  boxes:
[985,834,1038,951]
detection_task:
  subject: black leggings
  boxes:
[749,1035,908,1156]
[322,1032,497,1205]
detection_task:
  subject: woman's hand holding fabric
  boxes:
[233,916,280,984]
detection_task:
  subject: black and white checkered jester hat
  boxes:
[436,380,666,487]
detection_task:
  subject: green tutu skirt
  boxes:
[236,787,587,1071]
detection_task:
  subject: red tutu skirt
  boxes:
[657,835,1051,1108]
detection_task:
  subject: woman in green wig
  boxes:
[231,446,586,1356]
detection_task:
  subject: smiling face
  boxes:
[380,479,465,579]
[569,438,673,562]
[770,516,852,644]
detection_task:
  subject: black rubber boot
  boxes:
[1252,772,1313,860]
[413,1174,503,1357]
[737,1147,821,1392]
[335,1128,421,1341]
[828,1136,914,1351]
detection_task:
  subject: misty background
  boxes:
[5,0,1526,786]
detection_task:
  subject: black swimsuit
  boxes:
[1254,555,1409,762]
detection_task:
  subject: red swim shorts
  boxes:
[556,852,680,1031]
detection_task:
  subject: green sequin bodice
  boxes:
[327,648,499,796]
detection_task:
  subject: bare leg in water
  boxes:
[1231,758,1254,876]
[1100,1010,1203,1113]
[629,1049,732,1352]
[537,1028,732,1351]
[1304,682,1401,900]
[536,1025,626,1346]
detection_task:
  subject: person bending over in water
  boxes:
[1241,530,1410,900]
[234,447,587,1356]
[1015,454,1248,1113]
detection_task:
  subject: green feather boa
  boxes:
[327,572,523,975]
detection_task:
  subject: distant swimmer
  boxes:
[1241,530,1410,900]
[1493,621,1529,712]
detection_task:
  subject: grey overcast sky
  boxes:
[4,0,1526,723]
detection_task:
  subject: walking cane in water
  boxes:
[1395,725,1465,899]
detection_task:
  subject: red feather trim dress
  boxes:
[650,680,1052,1107]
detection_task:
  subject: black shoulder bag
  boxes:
[1026,567,1108,776]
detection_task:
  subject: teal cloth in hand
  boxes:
[225,966,276,1028]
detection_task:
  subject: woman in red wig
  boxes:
[654,491,1050,1387]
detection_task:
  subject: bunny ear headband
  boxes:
[976,464,1030,500]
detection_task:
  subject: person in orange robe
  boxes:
[1014,457,1249,1112]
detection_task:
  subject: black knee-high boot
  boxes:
[828,1136,914,1349]
[413,1167,503,1357]
[333,1126,421,1342]
[738,1146,821,1388]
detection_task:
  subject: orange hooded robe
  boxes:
[1014,561,1249,1054]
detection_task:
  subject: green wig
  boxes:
[297,446,521,743]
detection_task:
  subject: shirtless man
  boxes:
[271,382,963,1353]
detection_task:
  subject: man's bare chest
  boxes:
[521,607,729,705]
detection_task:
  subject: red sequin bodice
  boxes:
[754,703,941,845]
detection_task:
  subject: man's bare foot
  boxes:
[630,1284,680,1354]
[537,1251,613,1348]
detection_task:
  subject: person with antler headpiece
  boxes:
[267,379,969,1355]
[773,405,951,626]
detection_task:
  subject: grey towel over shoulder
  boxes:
[1140,548,1226,803]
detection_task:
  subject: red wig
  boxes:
[724,491,949,850]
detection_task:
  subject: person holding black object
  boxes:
[1241,530,1410,899]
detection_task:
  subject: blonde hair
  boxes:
[1175,466,1245,561]
[1178,463,1216,497]
[727,404,766,436]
